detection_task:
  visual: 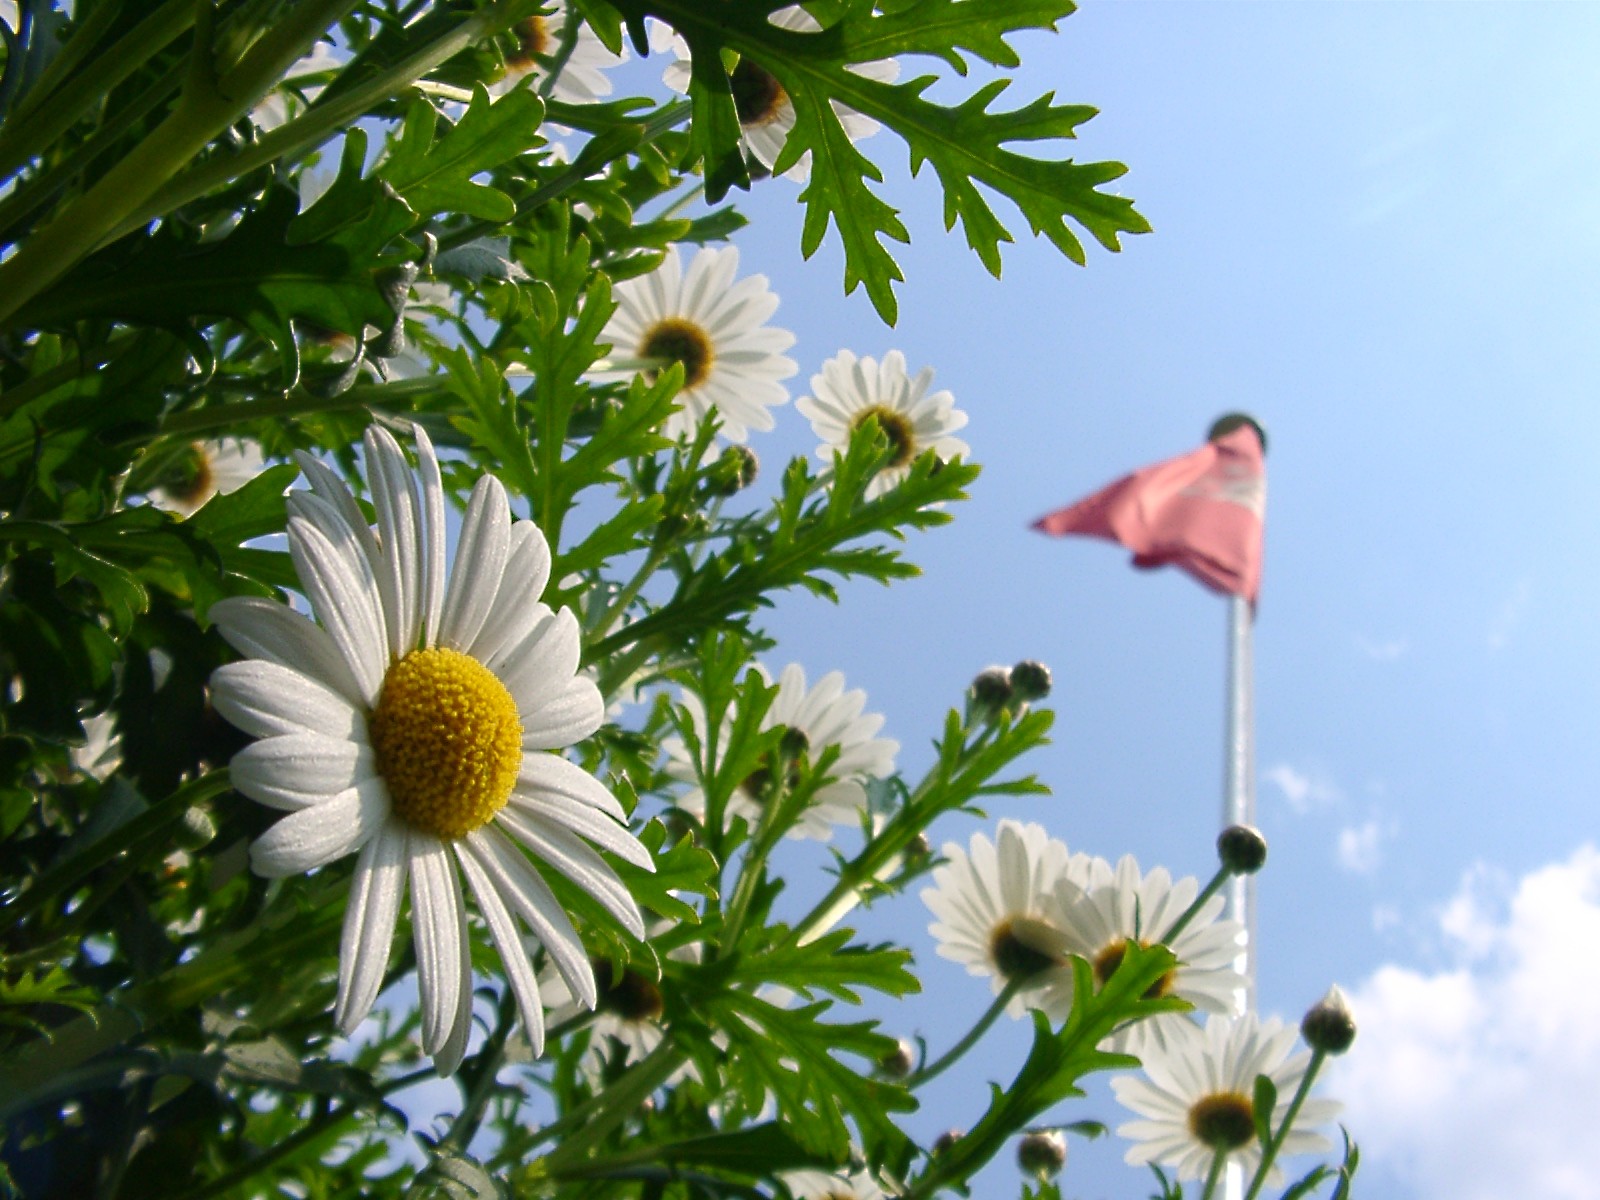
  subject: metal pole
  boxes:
[1222,591,1256,1012]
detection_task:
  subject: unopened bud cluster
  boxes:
[1016,1129,1067,1179]
[966,659,1053,723]
[1217,824,1268,874]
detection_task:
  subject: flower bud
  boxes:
[706,444,759,496]
[968,665,1013,720]
[932,1129,963,1156]
[877,1038,915,1079]
[1217,824,1268,875]
[1009,659,1052,703]
[904,832,932,863]
[176,804,218,851]
[1300,984,1357,1055]
[1016,1129,1066,1179]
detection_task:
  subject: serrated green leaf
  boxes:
[381,87,547,222]
[729,928,919,1004]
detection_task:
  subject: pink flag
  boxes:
[1032,423,1266,602]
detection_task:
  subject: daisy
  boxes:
[150,439,267,516]
[1112,1013,1340,1187]
[538,927,700,1078]
[781,1166,891,1200]
[594,245,796,444]
[797,350,969,500]
[921,819,1095,1019]
[1033,854,1246,1043]
[656,8,898,183]
[208,425,653,1073]
[664,663,898,842]
[493,1,626,106]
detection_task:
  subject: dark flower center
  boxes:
[508,16,550,70]
[640,318,715,389]
[730,58,786,127]
[593,959,665,1022]
[990,917,1065,981]
[739,728,808,802]
[1091,938,1177,1000]
[165,443,215,507]
[850,405,917,467]
[1187,1092,1257,1151]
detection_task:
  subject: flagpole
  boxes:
[1222,591,1256,1012]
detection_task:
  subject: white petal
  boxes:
[210,659,366,741]
[365,426,422,657]
[409,830,467,1056]
[496,808,645,939]
[498,608,582,707]
[336,821,407,1033]
[508,788,652,870]
[469,521,552,668]
[519,675,604,751]
[231,733,375,810]
[209,597,365,707]
[465,827,596,1010]
[415,425,447,647]
[288,516,387,705]
[249,778,388,876]
[456,840,546,1057]
[435,879,476,1076]
[516,752,628,821]
[439,474,511,652]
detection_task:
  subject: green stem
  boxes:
[905,978,1023,1089]
[0,0,195,182]
[171,1096,349,1200]
[1200,1147,1229,1200]
[115,1,521,242]
[0,0,361,327]
[1242,1048,1328,1200]
[590,543,669,643]
[537,1038,686,1168]
[435,987,518,1155]
[1159,864,1232,945]
[2,769,232,930]
[149,376,442,440]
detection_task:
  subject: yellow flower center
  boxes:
[850,405,917,467]
[166,442,215,508]
[1187,1091,1257,1151]
[730,57,787,127]
[1092,938,1177,1000]
[507,16,550,71]
[369,648,523,840]
[640,317,715,390]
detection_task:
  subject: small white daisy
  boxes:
[494,2,626,106]
[594,245,796,443]
[664,663,898,842]
[150,439,268,516]
[1112,1013,1340,1187]
[539,927,700,1078]
[656,8,898,182]
[797,350,969,499]
[208,425,653,1073]
[781,1166,890,1200]
[1034,854,1246,1042]
[921,819,1095,1019]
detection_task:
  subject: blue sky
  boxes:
[695,4,1600,1197]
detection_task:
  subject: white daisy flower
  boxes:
[594,245,796,444]
[208,425,653,1073]
[1112,1013,1340,1187]
[493,1,626,106]
[150,439,268,516]
[664,663,898,842]
[781,1167,890,1200]
[1034,854,1246,1044]
[539,926,700,1079]
[797,350,969,499]
[656,8,898,183]
[921,819,1095,1019]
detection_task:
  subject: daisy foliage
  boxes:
[0,6,1355,1200]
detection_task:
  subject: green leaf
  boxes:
[1252,1072,1278,1148]
[381,87,547,223]
[728,928,919,1004]
[613,819,719,924]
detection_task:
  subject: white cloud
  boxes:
[1332,846,1600,1200]
[1262,763,1340,814]
[1335,817,1396,874]
[1487,579,1531,652]
[1354,634,1409,662]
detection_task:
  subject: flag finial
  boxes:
[1207,412,1267,455]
